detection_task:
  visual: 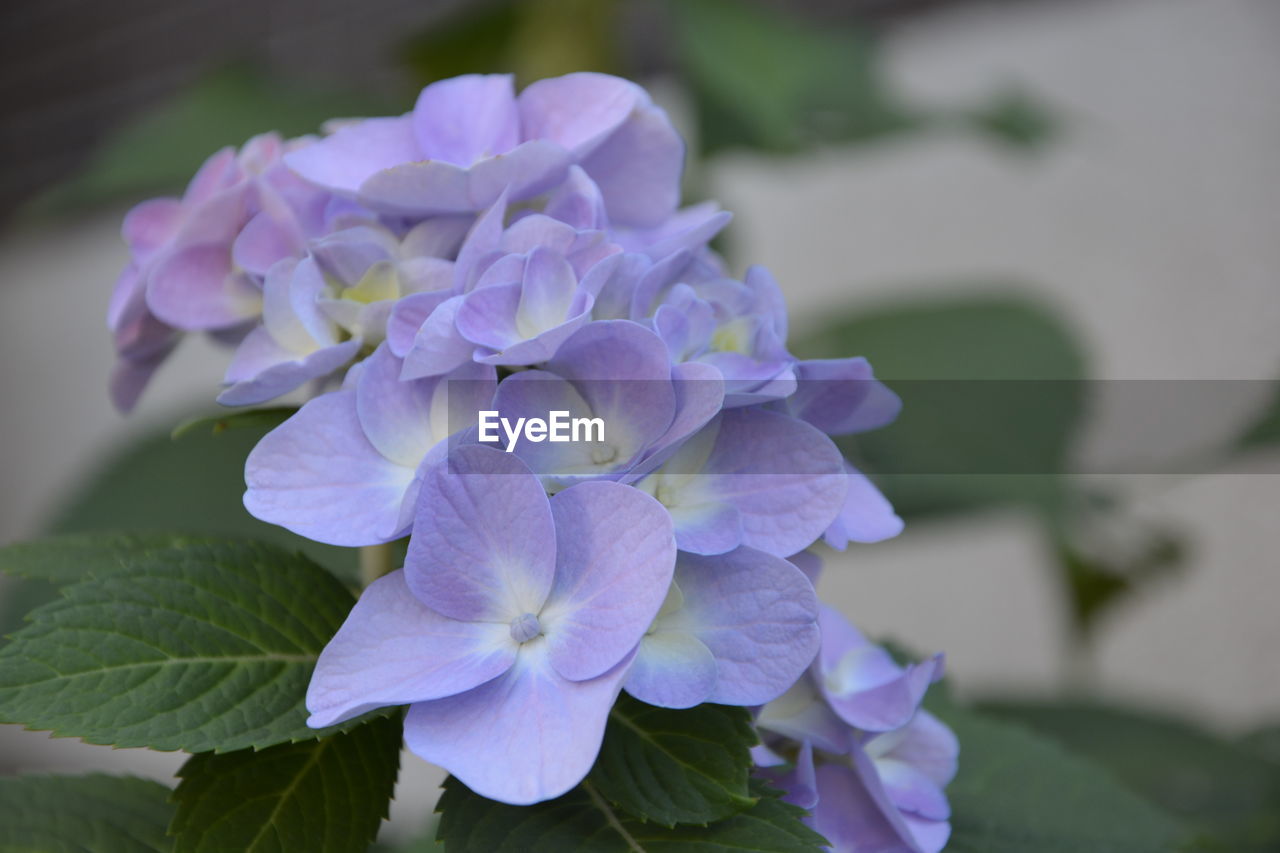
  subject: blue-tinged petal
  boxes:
[752,743,787,768]
[405,445,555,622]
[284,116,420,196]
[903,815,952,853]
[591,252,649,321]
[232,208,302,277]
[668,500,744,555]
[666,548,819,706]
[471,299,593,366]
[578,96,684,228]
[541,481,675,681]
[404,641,631,805]
[412,74,518,166]
[544,320,679,453]
[122,197,183,258]
[270,256,338,349]
[399,255,455,294]
[756,741,819,810]
[811,756,921,853]
[498,213,578,256]
[615,202,731,261]
[787,357,902,436]
[401,294,477,379]
[625,629,717,709]
[871,710,959,790]
[488,371,619,480]
[218,335,360,406]
[825,465,904,548]
[755,675,851,756]
[544,165,608,231]
[628,361,725,477]
[639,409,847,557]
[817,606,943,733]
[357,160,472,216]
[517,72,638,158]
[244,391,414,546]
[464,139,572,209]
[147,244,262,330]
[356,344,495,468]
[110,343,177,414]
[787,550,823,585]
[453,189,509,291]
[402,215,473,259]
[309,225,398,285]
[387,291,452,357]
[172,178,252,247]
[306,570,516,728]
[876,760,950,821]
[515,246,578,338]
[456,283,528,351]
[702,409,845,556]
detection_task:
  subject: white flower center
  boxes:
[509,612,543,644]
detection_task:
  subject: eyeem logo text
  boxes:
[478,411,605,452]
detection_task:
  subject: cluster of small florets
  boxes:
[110,71,953,847]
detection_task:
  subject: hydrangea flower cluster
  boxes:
[110,71,954,842]
[756,601,957,852]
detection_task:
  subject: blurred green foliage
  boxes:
[32,68,397,215]
[790,292,1198,643]
[1238,378,1280,450]
[402,0,620,85]
[793,293,1085,518]
[933,702,1191,853]
[30,0,1057,213]
[979,701,1280,851]
[670,0,917,154]
[0,415,360,640]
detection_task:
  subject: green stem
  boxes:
[359,543,396,588]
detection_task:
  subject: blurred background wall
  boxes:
[1,0,1278,843]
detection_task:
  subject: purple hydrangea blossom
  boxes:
[306,445,676,803]
[217,257,362,406]
[625,547,820,708]
[755,606,956,853]
[633,408,848,557]
[110,70,936,835]
[109,133,350,410]
[284,73,683,226]
[243,344,495,546]
[487,320,723,487]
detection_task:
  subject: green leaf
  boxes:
[791,293,1087,518]
[0,538,359,752]
[171,713,402,853]
[171,406,298,440]
[436,776,827,852]
[964,86,1059,152]
[1051,527,1186,635]
[399,0,620,88]
[1239,723,1280,766]
[1236,379,1280,450]
[0,415,359,641]
[0,773,175,852]
[30,66,394,214]
[669,0,916,156]
[979,701,1280,851]
[936,704,1189,852]
[589,694,757,826]
[399,1,524,83]
[45,415,356,578]
[0,531,216,584]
